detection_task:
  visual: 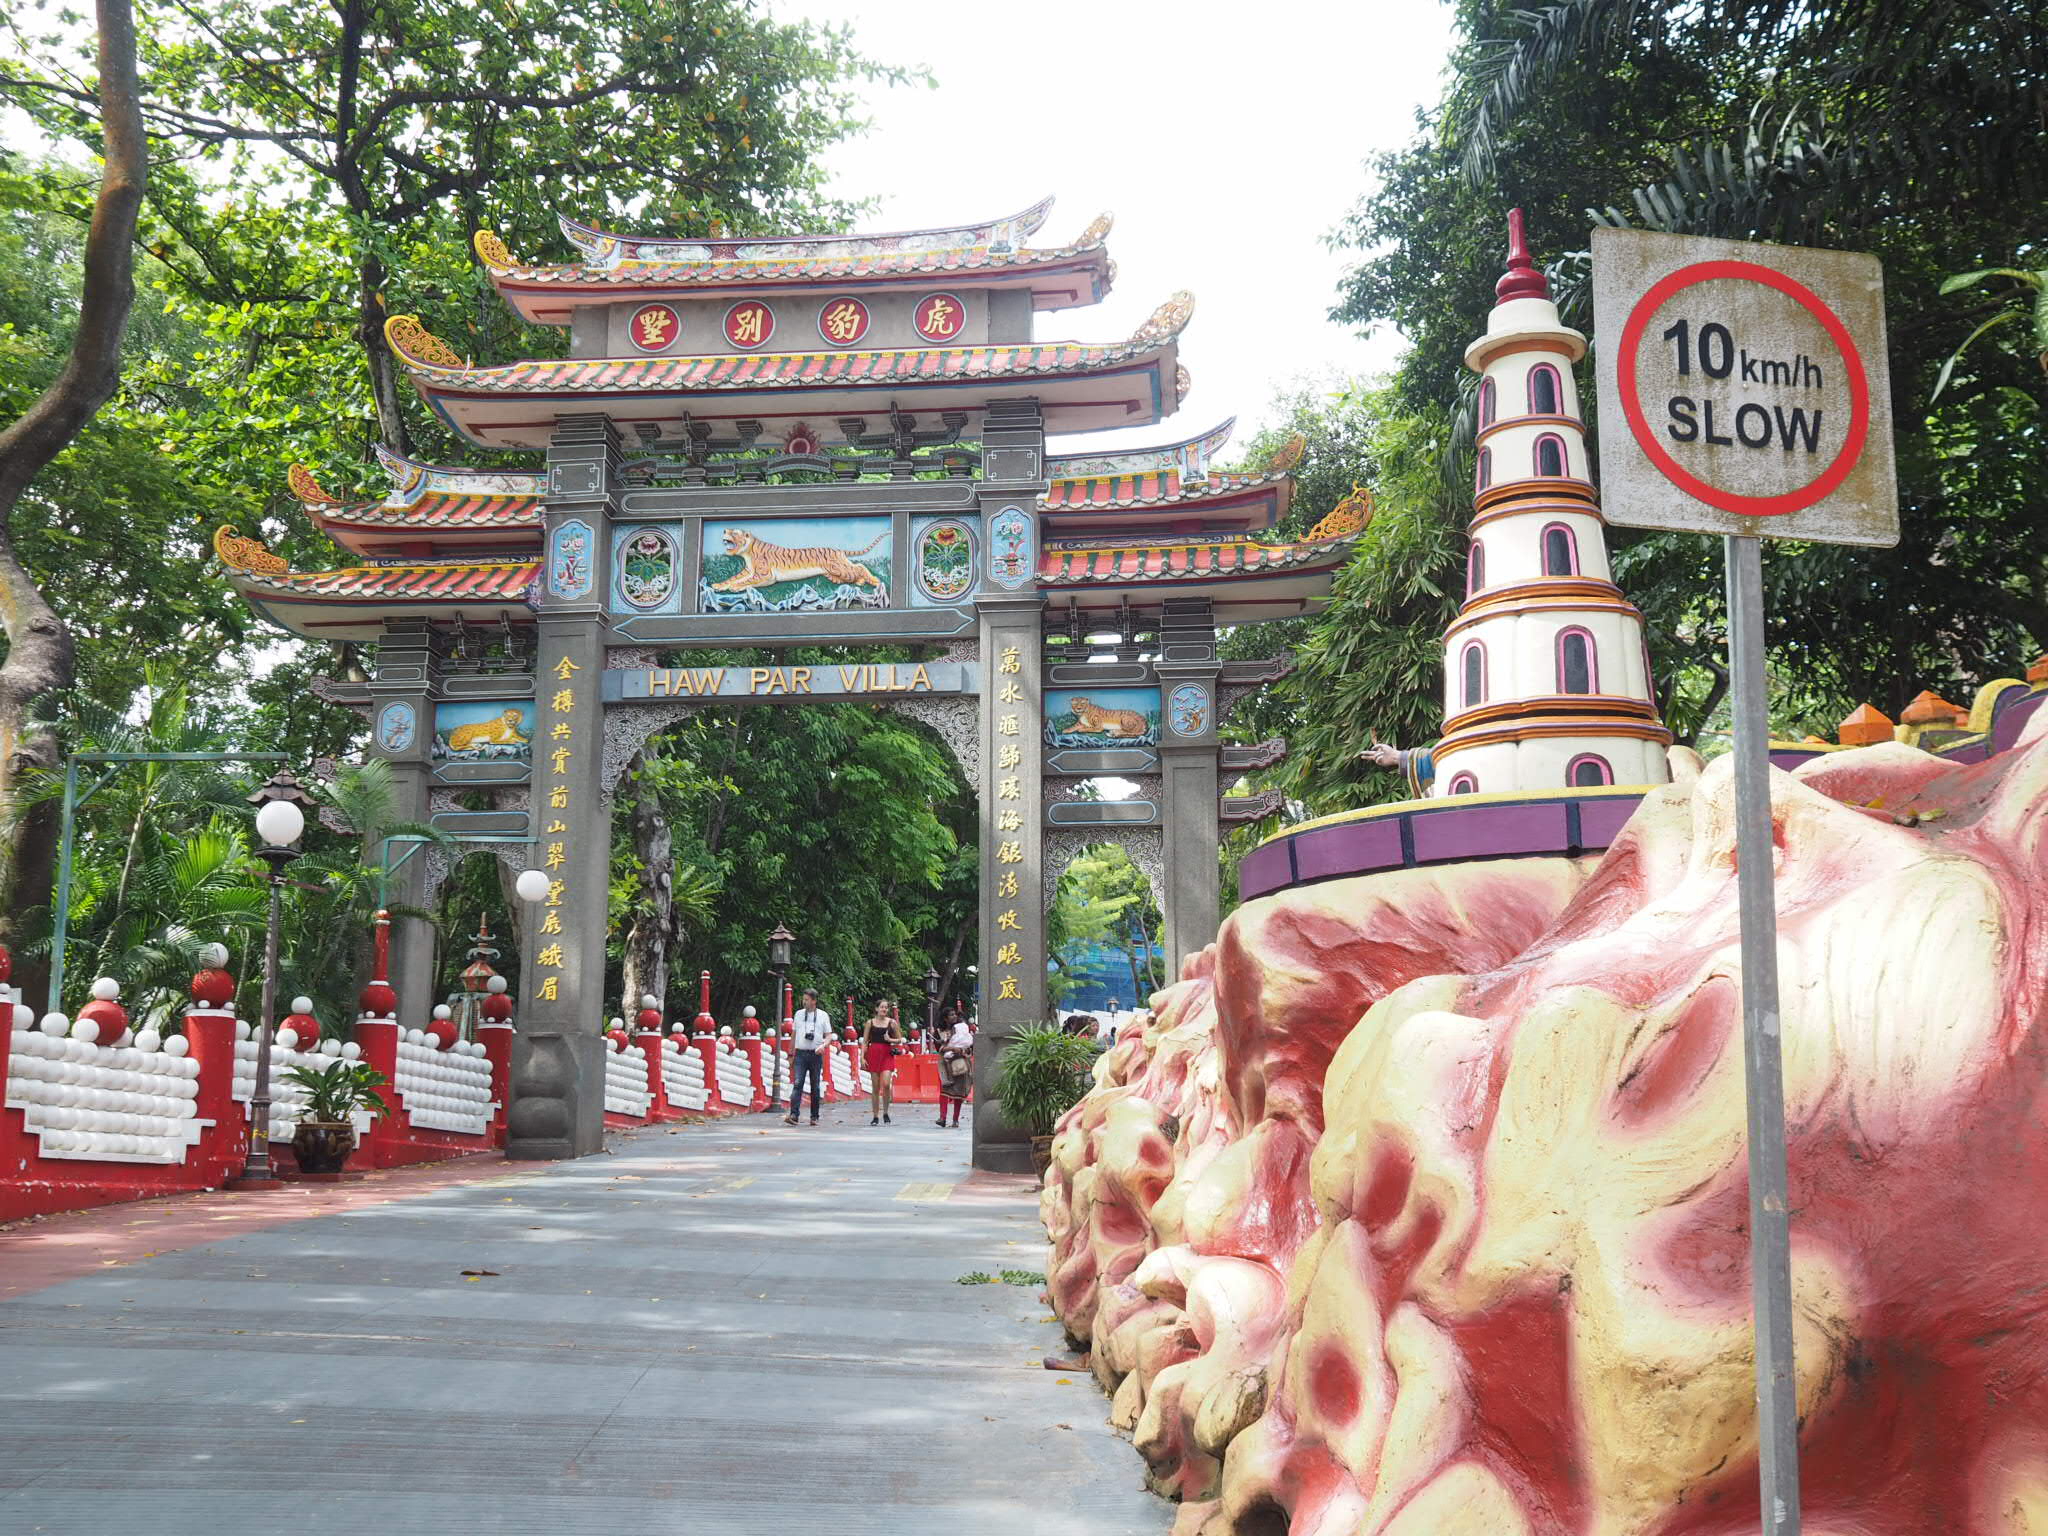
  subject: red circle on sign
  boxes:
[723,301,775,351]
[913,292,967,343]
[1616,259,1869,518]
[628,303,681,353]
[817,296,871,347]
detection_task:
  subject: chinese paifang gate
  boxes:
[216,197,1365,1169]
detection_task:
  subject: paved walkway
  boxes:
[0,1103,1162,1535]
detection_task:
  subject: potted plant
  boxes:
[991,1023,1098,1175]
[281,1060,390,1175]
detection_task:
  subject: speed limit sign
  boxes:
[1592,228,1898,546]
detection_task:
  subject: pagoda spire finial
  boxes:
[1495,208,1550,302]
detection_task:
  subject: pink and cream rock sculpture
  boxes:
[1043,713,2048,1534]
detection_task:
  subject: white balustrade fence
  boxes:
[393,1031,494,1135]
[660,1039,709,1111]
[827,1045,854,1097]
[232,1028,368,1144]
[603,1039,650,1117]
[6,1026,203,1163]
[712,1041,755,1107]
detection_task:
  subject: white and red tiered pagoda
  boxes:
[1437,209,1670,795]
[1240,213,1673,902]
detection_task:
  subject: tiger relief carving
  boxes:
[711,527,888,593]
[1067,697,1150,739]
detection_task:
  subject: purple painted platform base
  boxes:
[1239,787,1650,902]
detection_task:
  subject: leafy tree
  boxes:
[1046,844,1163,1008]
[1326,0,2048,756]
[4,0,912,453]
[0,0,144,998]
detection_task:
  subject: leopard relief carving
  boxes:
[1067,697,1150,739]
[445,709,530,754]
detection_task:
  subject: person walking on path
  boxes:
[784,988,833,1126]
[936,1011,972,1127]
[864,1001,903,1125]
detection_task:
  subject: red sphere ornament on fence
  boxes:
[425,1003,460,1050]
[635,993,662,1033]
[481,991,514,1024]
[76,977,128,1039]
[281,996,320,1044]
[0,941,12,984]
[191,940,236,1007]
[358,909,398,1018]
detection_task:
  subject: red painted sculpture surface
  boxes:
[1044,717,2048,1535]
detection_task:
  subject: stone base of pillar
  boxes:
[504,1029,606,1160]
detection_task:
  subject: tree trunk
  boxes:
[0,0,145,975]
[935,907,972,1015]
[1121,930,1145,1007]
[359,256,411,456]
[619,751,672,1017]
[1133,915,1161,993]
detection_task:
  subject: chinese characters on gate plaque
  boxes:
[536,656,581,1003]
[990,643,1028,1005]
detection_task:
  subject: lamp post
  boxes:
[924,966,940,1050]
[764,923,794,1112]
[240,770,312,1186]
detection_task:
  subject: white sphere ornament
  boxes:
[135,1030,163,1054]
[164,1034,191,1059]
[486,974,508,995]
[319,1037,341,1056]
[276,1027,300,1050]
[13,1003,34,1030]
[405,1028,425,1045]
[432,1004,451,1021]
[197,942,229,968]
[514,868,550,904]
[41,1013,69,1037]
[641,993,658,1010]
[609,1017,624,1031]
[234,1019,252,1041]
[254,798,304,848]
[291,996,314,1015]
[90,976,120,1002]
[742,1006,757,1019]
[340,1040,362,1060]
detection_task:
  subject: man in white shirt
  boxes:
[784,988,833,1125]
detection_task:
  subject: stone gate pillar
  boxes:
[368,618,439,1031]
[506,414,616,1159]
[972,399,1048,1173]
[1156,598,1222,972]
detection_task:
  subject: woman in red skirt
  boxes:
[863,1002,903,1125]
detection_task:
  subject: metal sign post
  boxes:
[1722,531,1801,1532]
[1593,228,1899,1536]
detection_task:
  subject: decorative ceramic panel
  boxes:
[724,300,774,350]
[817,296,870,346]
[374,700,417,754]
[611,524,683,615]
[547,518,594,601]
[627,304,680,352]
[1167,682,1211,738]
[1043,688,1162,749]
[432,700,535,763]
[986,505,1033,590]
[910,517,977,607]
[698,516,892,614]
[914,292,968,343]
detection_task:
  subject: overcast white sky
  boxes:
[770,0,1458,456]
